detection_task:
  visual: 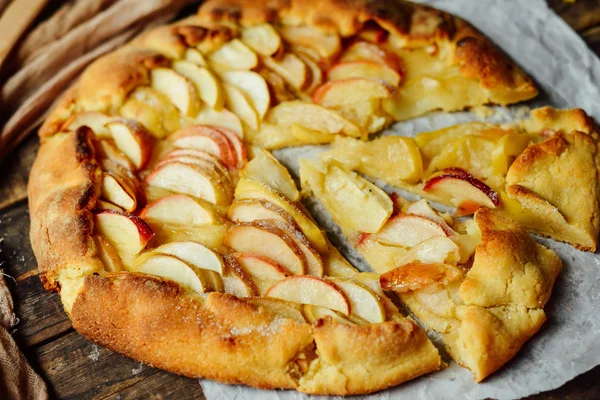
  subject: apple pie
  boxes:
[25,0,576,395]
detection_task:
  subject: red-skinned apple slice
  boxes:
[94,210,154,264]
[170,125,238,169]
[403,199,456,235]
[376,214,449,248]
[140,194,220,227]
[228,198,295,225]
[312,77,391,106]
[154,241,224,274]
[106,119,155,170]
[159,152,230,181]
[223,221,307,276]
[63,111,112,138]
[215,127,247,168]
[222,254,258,297]
[423,168,500,210]
[265,276,351,315]
[327,61,402,86]
[327,277,386,323]
[234,177,329,253]
[379,261,464,293]
[233,252,288,295]
[278,25,341,59]
[101,173,138,212]
[95,235,125,272]
[340,41,404,73]
[242,149,299,201]
[133,253,213,294]
[145,161,233,205]
[266,220,324,277]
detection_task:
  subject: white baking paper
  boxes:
[201,1,600,398]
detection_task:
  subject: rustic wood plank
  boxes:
[550,0,600,32]
[29,330,206,400]
[0,133,37,210]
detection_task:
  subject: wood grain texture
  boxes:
[1,1,600,399]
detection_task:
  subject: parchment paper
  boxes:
[201,1,600,398]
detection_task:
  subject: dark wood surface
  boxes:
[2,1,600,399]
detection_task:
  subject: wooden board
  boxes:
[2,2,600,399]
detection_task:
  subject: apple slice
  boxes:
[160,152,230,180]
[220,71,271,119]
[312,77,391,106]
[265,276,350,315]
[184,48,208,66]
[195,106,244,138]
[278,25,341,59]
[151,68,201,117]
[170,125,237,168]
[266,101,361,137]
[173,61,224,110]
[94,139,135,171]
[208,39,258,70]
[94,210,154,264]
[120,87,180,138]
[140,194,220,227]
[395,236,461,266]
[222,255,258,297]
[214,127,247,168]
[263,53,307,90]
[234,177,329,253]
[96,200,123,212]
[154,241,224,274]
[223,83,259,130]
[327,61,402,86]
[294,51,323,94]
[327,278,385,323]
[242,149,299,201]
[241,23,282,56]
[233,252,288,295]
[268,220,324,277]
[145,161,233,205]
[423,168,500,210]
[353,272,385,296]
[379,261,464,293]
[376,214,449,248]
[340,41,403,72]
[302,304,355,325]
[321,164,393,233]
[132,253,213,294]
[101,173,137,212]
[106,119,154,170]
[246,298,305,322]
[63,111,112,138]
[228,198,295,225]
[223,222,307,275]
[402,199,455,234]
[95,235,125,272]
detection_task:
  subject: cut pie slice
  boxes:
[320,106,600,251]
[300,159,562,381]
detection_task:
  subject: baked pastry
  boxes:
[300,160,562,381]
[26,0,559,395]
[320,106,600,250]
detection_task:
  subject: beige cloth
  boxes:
[0,274,48,400]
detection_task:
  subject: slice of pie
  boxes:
[300,159,562,381]
[25,0,567,396]
[320,106,600,251]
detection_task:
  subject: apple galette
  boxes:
[25,0,579,396]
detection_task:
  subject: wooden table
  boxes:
[2,1,600,398]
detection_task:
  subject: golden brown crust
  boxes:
[68,273,441,394]
[506,131,600,251]
[522,106,599,139]
[28,127,104,291]
[198,0,537,103]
